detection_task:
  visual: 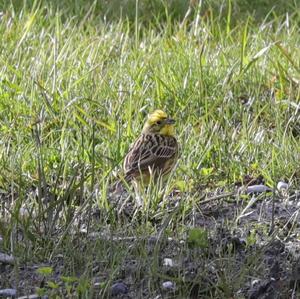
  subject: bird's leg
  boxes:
[132,180,143,208]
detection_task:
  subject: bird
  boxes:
[120,109,179,205]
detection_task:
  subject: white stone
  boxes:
[0,289,16,297]
[277,181,289,190]
[245,185,271,193]
[162,281,175,291]
[18,294,40,299]
[0,252,14,264]
[163,258,174,267]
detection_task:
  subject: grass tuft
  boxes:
[0,0,300,297]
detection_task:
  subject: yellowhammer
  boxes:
[122,109,179,193]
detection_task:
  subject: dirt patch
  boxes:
[1,188,300,298]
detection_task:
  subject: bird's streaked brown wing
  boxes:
[123,133,178,180]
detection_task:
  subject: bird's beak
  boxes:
[165,118,175,125]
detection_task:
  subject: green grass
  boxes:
[0,0,300,298]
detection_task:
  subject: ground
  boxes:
[1,184,300,298]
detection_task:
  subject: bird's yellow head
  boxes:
[142,110,175,136]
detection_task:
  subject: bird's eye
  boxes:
[156,120,162,125]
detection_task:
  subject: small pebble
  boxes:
[18,295,40,299]
[277,181,288,190]
[80,227,87,234]
[94,282,101,288]
[53,254,64,259]
[163,258,174,267]
[0,252,15,264]
[111,282,128,296]
[251,279,260,286]
[0,289,16,297]
[245,185,272,193]
[162,281,175,291]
